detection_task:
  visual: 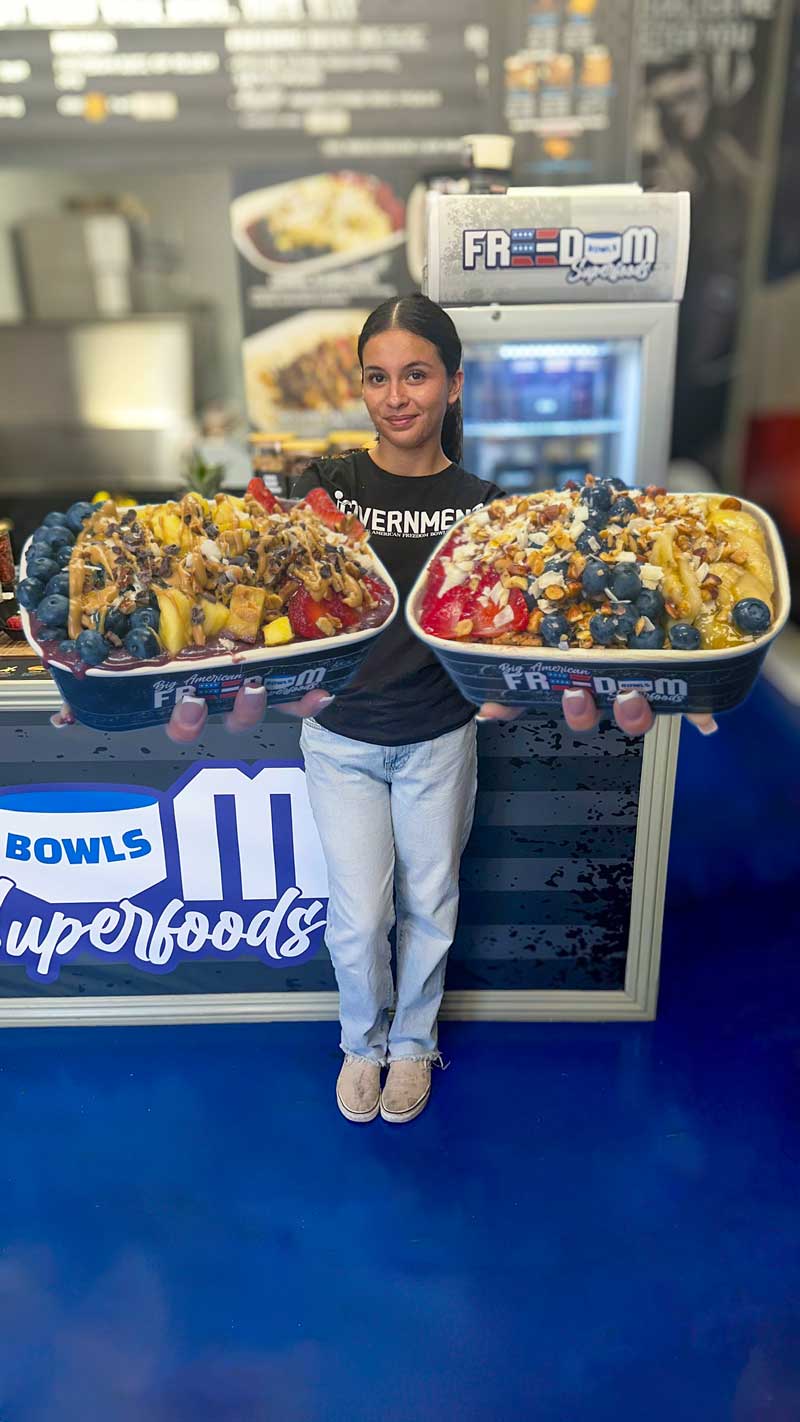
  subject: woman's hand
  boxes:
[477,689,718,738]
[164,684,333,743]
[51,685,334,745]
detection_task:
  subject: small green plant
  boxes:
[183,450,224,500]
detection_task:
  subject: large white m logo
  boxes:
[172,765,328,902]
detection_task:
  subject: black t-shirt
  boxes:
[293,451,501,745]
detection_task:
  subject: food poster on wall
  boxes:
[501,0,642,183]
[638,0,778,480]
[232,160,426,436]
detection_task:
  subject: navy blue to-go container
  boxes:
[20,513,399,733]
[406,496,790,717]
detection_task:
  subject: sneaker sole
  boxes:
[379,1086,431,1124]
[336,1091,380,1124]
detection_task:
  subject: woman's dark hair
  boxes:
[357,294,463,464]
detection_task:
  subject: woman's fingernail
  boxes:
[179,694,206,727]
[563,689,588,703]
[243,683,265,698]
[475,715,491,723]
[316,695,335,708]
[698,718,718,735]
[616,689,644,704]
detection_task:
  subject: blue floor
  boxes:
[1,683,799,1421]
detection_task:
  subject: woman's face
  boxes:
[360,330,462,452]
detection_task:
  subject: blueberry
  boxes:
[47,526,75,550]
[611,564,642,602]
[589,613,618,646]
[87,565,106,588]
[607,477,628,491]
[609,496,638,523]
[55,545,74,568]
[629,626,665,649]
[544,555,570,578]
[575,527,604,556]
[583,480,612,511]
[36,594,70,627]
[541,612,569,646]
[56,639,78,657]
[44,572,70,598]
[43,511,70,527]
[26,556,59,584]
[130,607,159,633]
[75,629,111,666]
[31,527,59,549]
[636,589,664,622]
[732,598,771,636]
[16,578,44,611]
[611,607,637,642]
[582,559,610,600]
[38,624,67,644]
[124,627,161,660]
[669,622,702,651]
[65,501,94,533]
[104,609,130,640]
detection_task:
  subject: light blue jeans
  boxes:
[299,717,478,1064]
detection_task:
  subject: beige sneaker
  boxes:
[380,1059,431,1124]
[336,1055,381,1123]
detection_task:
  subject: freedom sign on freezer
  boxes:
[426,188,690,305]
[0,764,328,983]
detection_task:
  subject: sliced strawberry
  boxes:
[247,477,280,513]
[419,585,470,639]
[287,589,326,640]
[467,579,529,640]
[324,592,359,629]
[361,574,393,609]
[287,588,358,640]
[301,486,340,522]
[301,485,366,540]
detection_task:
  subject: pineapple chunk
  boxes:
[214,500,237,532]
[263,616,294,647]
[201,598,230,639]
[155,587,192,655]
[226,585,267,642]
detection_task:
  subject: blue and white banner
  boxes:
[0,764,328,983]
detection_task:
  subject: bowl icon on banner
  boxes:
[0,788,167,904]
[584,232,622,265]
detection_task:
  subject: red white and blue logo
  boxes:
[463,225,658,284]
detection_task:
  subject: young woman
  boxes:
[57,294,716,1122]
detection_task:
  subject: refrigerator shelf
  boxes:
[463,419,624,439]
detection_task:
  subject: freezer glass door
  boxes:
[461,338,641,493]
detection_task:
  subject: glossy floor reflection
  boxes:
[1,682,799,1421]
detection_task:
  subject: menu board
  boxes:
[0,0,495,164]
[501,0,641,183]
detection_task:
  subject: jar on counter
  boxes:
[282,437,330,489]
[248,431,294,497]
[327,430,375,456]
[0,518,15,590]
